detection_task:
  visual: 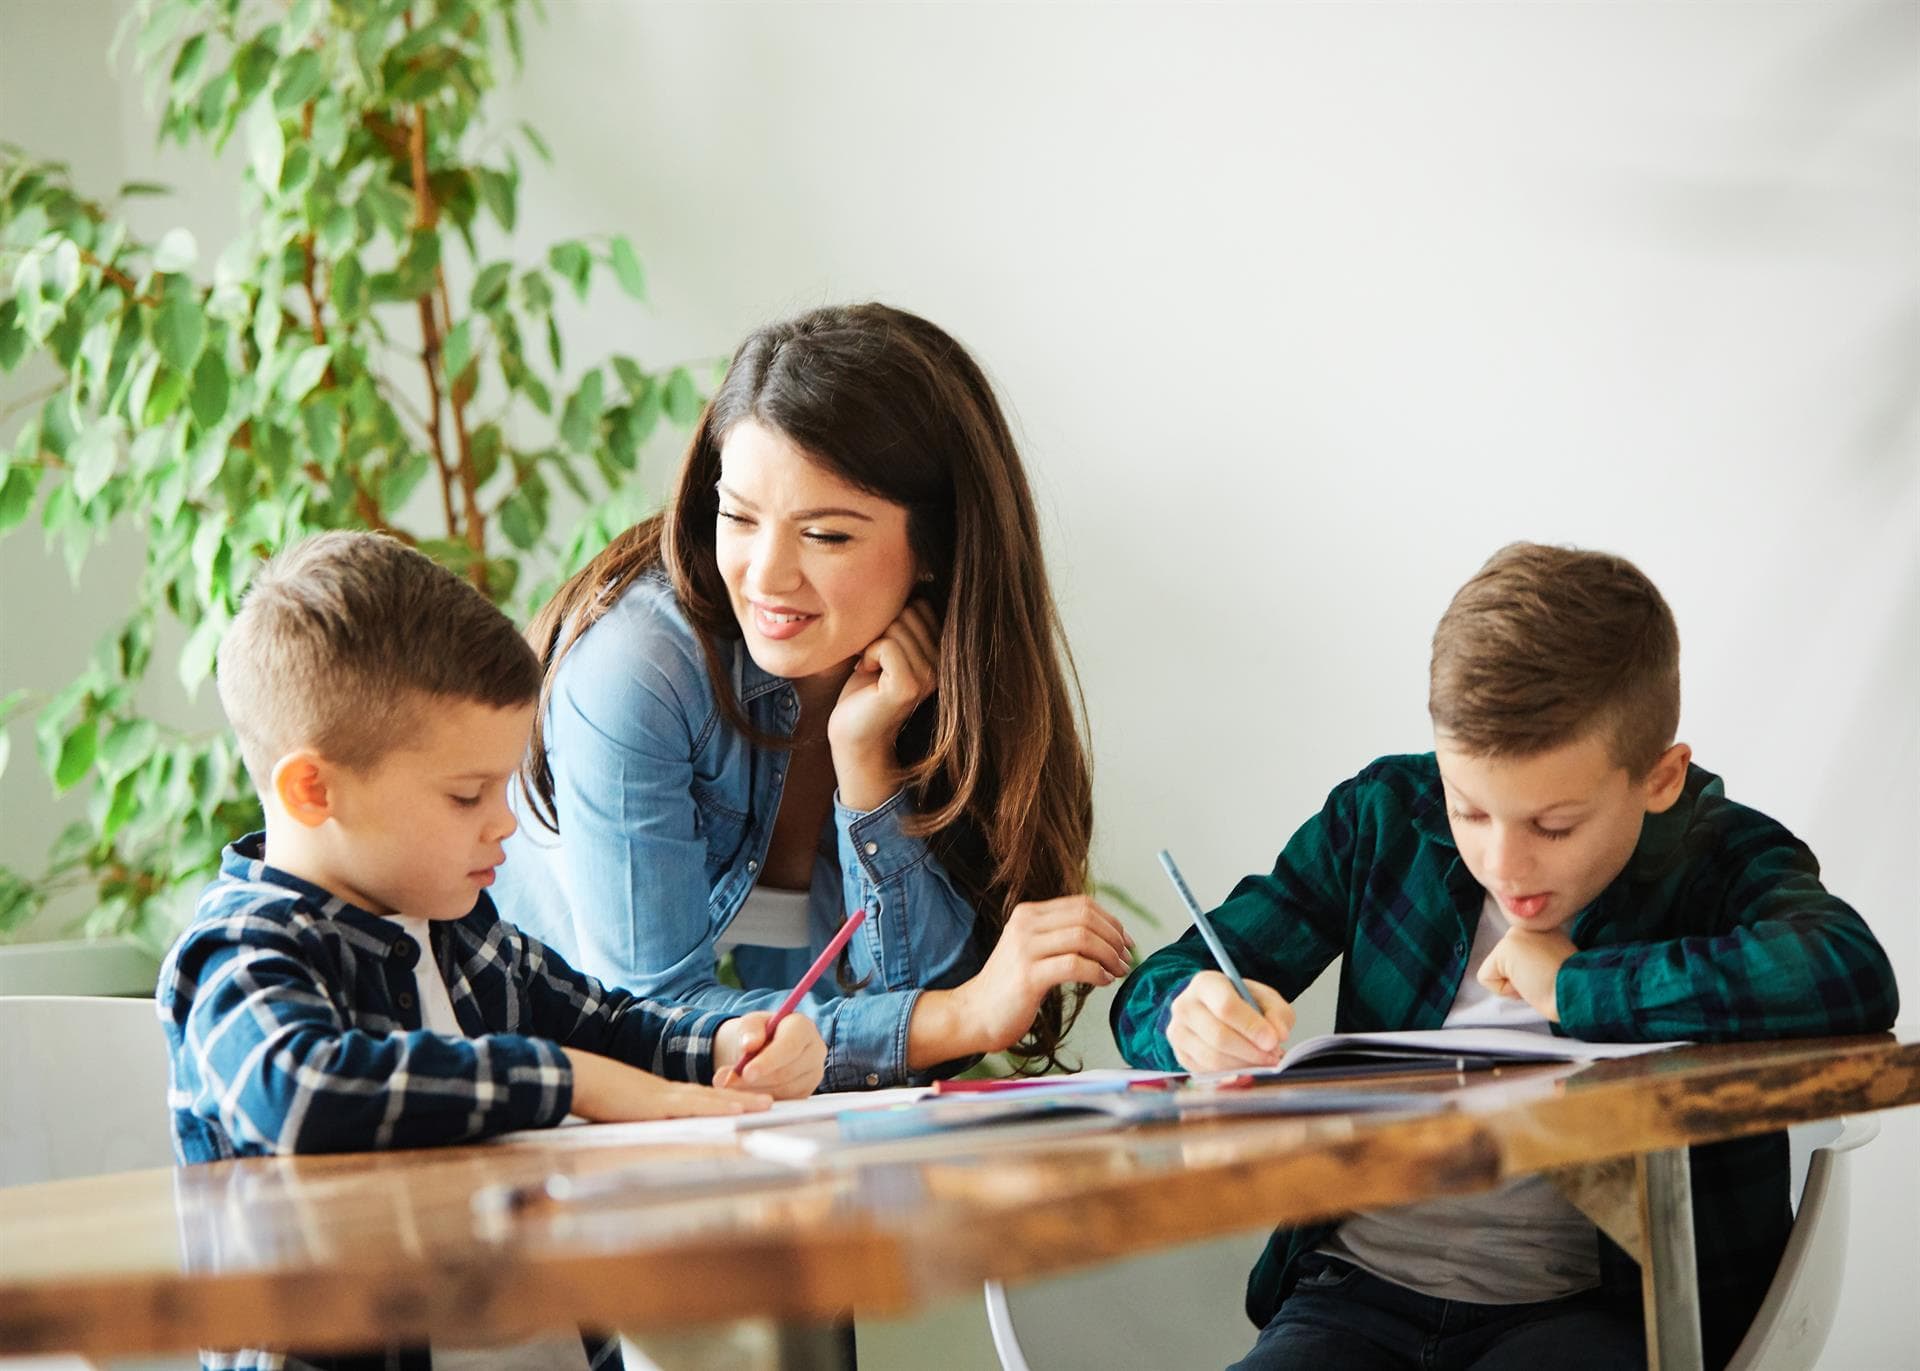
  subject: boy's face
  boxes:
[1434,730,1688,934]
[307,697,535,921]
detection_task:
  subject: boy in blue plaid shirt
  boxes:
[1114,542,1898,1371]
[158,531,827,1371]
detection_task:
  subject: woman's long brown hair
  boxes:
[522,304,1094,1072]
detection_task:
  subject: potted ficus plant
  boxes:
[0,0,703,988]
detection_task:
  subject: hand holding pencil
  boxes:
[1157,849,1296,1073]
[711,908,865,1097]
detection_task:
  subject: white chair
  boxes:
[0,994,182,1371]
[1724,1116,1878,1371]
[983,1119,1878,1371]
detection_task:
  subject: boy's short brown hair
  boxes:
[217,532,540,788]
[1429,542,1680,776]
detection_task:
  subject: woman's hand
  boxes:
[1165,971,1295,1072]
[562,1048,772,1120]
[829,600,940,811]
[906,895,1134,1068]
[712,1011,828,1098]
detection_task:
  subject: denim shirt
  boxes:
[496,570,985,1090]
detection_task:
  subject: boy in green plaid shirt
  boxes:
[1112,542,1898,1371]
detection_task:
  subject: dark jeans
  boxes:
[1229,1255,1645,1371]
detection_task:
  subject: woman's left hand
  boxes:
[828,599,941,810]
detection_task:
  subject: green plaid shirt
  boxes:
[1111,754,1899,1363]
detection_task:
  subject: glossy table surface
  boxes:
[3,1033,1916,1358]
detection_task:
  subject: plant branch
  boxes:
[404,102,462,550]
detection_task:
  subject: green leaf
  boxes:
[117,180,172,198]
[152,226,198,273]
[0,298,25,371]
[178,608,226,696]
[46,240,82,300]
[330,251,368,321]
[0,730,9,786]
[471,261,512,312]
[245,99,285,192]
[154,280,206,371]
[281,344,330,402]
[143,366,189,427]
[611,355,649,398]
[497,489,543,550]
[0,463,39,533]
[519,120,553,164]
[477,169,516,232]
[547,241,591,300]
[50,718,98,792]
[663,367,702,425]
[168,31,209,95]
[69,417,123,505]
[442,319,473,382]
[559,370,604,453]
[608,235,646,300]
[232,38,277,107]
[272,49,325,114]
[190,350,229,427]
[381,450,431,510]
[100,719,160,782]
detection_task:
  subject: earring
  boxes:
[918,571,935,584]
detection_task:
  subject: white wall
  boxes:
[3,2,1913,1366]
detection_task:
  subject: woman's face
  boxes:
[714,420,918,684]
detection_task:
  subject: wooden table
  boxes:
[3,1035,1917,1371]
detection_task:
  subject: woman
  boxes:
[498,303,1130,1091]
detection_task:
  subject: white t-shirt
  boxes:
[391,919,592,1371]
[1316,895,1602,1303]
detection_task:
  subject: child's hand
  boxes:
[713,1012,827,1099]
[1477,927,1577,1022]
[562,1047,771,1121]
[1167,971,1295,1072]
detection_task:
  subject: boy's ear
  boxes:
[270,750,336,828]
[1642,742,1693,814]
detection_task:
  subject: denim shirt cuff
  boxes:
[819,986,923,1091]
[834,788,933,885]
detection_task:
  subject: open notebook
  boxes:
[735,1030,1683,1166]
[1219,1025,1684,1083]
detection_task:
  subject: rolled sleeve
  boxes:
[835,789,982,994]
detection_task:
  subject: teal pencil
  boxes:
[1156,849,1261,1011]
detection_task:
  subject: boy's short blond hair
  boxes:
[1429,542,1681,777]
[217,532,540,787]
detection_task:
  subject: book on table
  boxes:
[737,1030,1682,1166]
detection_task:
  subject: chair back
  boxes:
[0,995,174,1187]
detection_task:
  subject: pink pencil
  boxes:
[731,908,868,1075]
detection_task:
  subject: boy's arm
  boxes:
[1557,803,1900,1041]
[508,922,738,1085]
[1110,785,1354,1072]
[172,918,572,1155]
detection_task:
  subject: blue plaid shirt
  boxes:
[158,833,738,1164]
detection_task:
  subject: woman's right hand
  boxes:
[1165,971,1295,1072]
[909,895,1133,1065]
[563,1048,773,1121]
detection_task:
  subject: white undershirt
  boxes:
[1318,895,1602,1303]
[715,883,812,952]
[390,918,592,1371]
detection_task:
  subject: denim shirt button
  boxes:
[747,859,759,874]
[863,841,879,857]
[1454,941,1468,957]
[865,1073,880,1087]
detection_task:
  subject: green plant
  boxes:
[0,0,703,949]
